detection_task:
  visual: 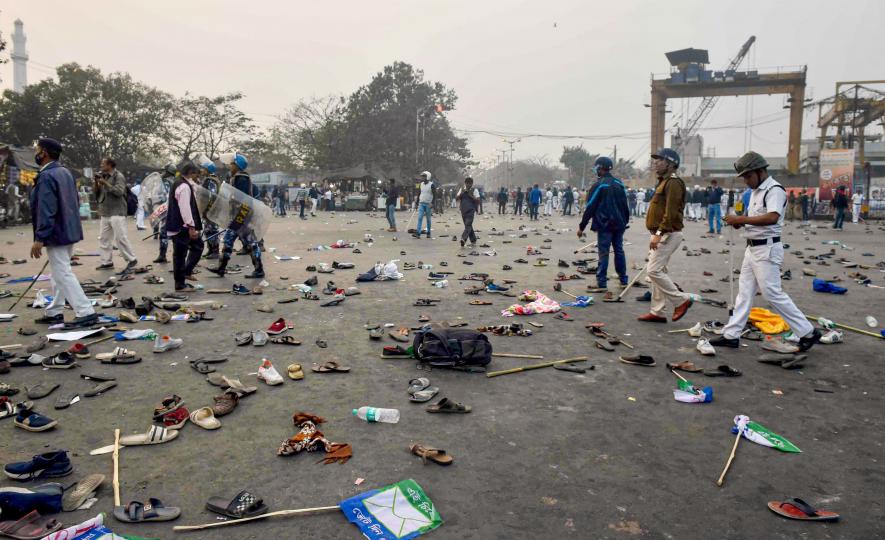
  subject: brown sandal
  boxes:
[311,361,351,373]
[211,391,239,417]
[409,444,454,466]
[469,300,492,306]
[389,327,410,342]
[665,361,703,373]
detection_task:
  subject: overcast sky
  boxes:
[2,0,883,170]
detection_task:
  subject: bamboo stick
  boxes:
[173,506,340,532]
[492,353,544,359]
[716,430,742,487]
[113,429,121,506]
[486,356,588,378]
[807,315,884,340]
[0,344,21,351]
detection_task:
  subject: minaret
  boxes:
[11,19,28,93]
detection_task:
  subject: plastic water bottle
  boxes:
[352,407,400,424]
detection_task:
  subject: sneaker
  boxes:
[687,322,703,337]
[3,450,71,480]
[267,317,286,335]
[64,313,99,328]
[703,321,725,334]
[153,335,183,353]
[819,329,843,344]
[485,283,510,294]
[696,338,716,356]
[232,283,250,295]
[618,354,656,366]
[14,408,58,432]
[427,272,446,280]
[161,407,190,430]
[761,336,799,354]
[258,358,284,385]
[797,328,822,352]
[34,314,63,325]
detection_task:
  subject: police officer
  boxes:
[198,160,221,259]
[577,156,630,291]
[638,148,694,323]
[207,153,265,279]
[710,151,821,351]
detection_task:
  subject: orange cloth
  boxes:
[749,307,790,334]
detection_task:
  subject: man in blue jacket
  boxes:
[577,157,630,291]
[29,138,97,327]
[528,184,542,221]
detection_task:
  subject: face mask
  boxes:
[34,152,43,165]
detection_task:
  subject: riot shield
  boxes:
[195,182,271,241]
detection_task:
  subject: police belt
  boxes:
[746,237,780,247]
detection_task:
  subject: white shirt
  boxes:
[418,181,433,204]
[852,193,864,205]
[743,176,786,240]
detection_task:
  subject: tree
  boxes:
[559,145,597,184]
[165,92,253,163]
[266,94,347,171]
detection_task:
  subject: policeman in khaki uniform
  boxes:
[638,148,694,323]
[710,151,821,351]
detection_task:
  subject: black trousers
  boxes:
[172,230,204,288]
[515,201,523,215]
[461,210,477,244]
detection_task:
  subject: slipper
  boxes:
[389,327,410,342]
[315,338,328,348]
[409,444,454,466]
[320,295,345,307]
[17,328,37,336]
[54,393,78,410]
[113,498,181,522]
[190,407,221,430]
[251,330,269,346]
[0,510,62,539]
[767,498,839,522]
[553,312,574,321]
[62,473,105,511]
[95,347,136,361]
[234,331,253,346]
[469,300,492,306]
[407,378,430,395]
[84,381,117,397]
[426,397,471,414]
[25,383,60,400]
[206,373,227,386]
[368,327,384,340]
[100,354,140,365]
[221,377,258,397]
[410,387,439,403]
[80,373,116,383]
[257,359,284,385]
[311,361,350,373]
[190,361,215,374]
[780,354,808,369]
[554,363,588,373]
[418,314,430,323]
[665,361,703,373]
[287,363,304,380]
[270,336,301,346]
[206,490,269,519]
[119,425,179,446]
[152,394,184,419]
[703,365,742,377]
[618,355,656,367]
[25,337,48,354]
[594,340,614,352]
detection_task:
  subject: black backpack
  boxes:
[412,324,492,371]
[126,187,138,216]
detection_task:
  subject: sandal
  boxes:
[113,498,181,522]
[234,331,253,346]
[553,312,574,321]
[221,377,258,397]
[212,391,239,416]
[0,510,62,539]
[665,361,703,373]
[271,336,301,346]
[206,490,269,519]
[119,425,179,446]
[703,365,742,377]
[594,340,614,352]
[469,300,492,306]
[84,381,117,397]
[409,444,454,466]
[410,387,439,403]
[152,395,184,420]
[389,327,410,342]
[311,361,351,373]
[426,397,471,414]
[62,473,105,511]
[767,498,840,522]
[287,363,304,380]
[96,347,137,361]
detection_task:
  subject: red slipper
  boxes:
[767,498,839,522]
[266,318,286,335]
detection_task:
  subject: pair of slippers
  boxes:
[235,331,268,346]
[407,378,438,403]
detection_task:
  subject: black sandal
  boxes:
[206,490,268,519]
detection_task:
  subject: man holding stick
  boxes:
[637,148,693,323]
[29,138,97,327]
[709,151,821,351]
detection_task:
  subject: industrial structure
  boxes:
[650,37,807,175]
[10,19,28,93]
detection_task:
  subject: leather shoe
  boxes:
[637,312,667,323]
[672,299,693,322]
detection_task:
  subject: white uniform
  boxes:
[722,176,814,340]
[851,192,863,223]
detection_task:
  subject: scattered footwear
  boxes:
[252,330,269,346]
[708,335,739,349]
[266,318,287,335]
[25,383,60,400]
[665,361,702,373]
[14,408,58,432]
[703,365,742,377]
[119,425,179,447]
[206,490,269,519]
[696,338,716,356]
[426,397,471,413]
[687,322,703,337]
[113,498,181,522]
[287,363,304,380]
[761,337,800,354]
[61,473,105,512]
[95,347,137,361]
[212,391,239,417]
[153,335,183,353]
[3,451,71,481]
[618,354,656,367]
[42,352,77,370]
[190,407,221,430]
[409,444,454,466]
[637,313,667,323]
[311,361,350,373]
[767,498,839,522]
[258,359,284,385]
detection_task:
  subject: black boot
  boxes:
[245,253,265,279]
[208,256,229,277]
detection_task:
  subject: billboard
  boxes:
[818,149,855,200]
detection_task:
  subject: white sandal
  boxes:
[95,347,136,361]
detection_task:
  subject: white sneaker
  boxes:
[99,293,118,308]
[761,337,799,354]
[687,322,703,337]
[703,321,725,335]
[696,338,716,356]
[153,335,183,353]
[258,358,284,385]
[819,329,843,344]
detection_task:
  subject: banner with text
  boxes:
[818,149,855,200]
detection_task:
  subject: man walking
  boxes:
[94,157,137,272]
[710,151,821,351]
[208,153,265,279]
[544,186,554,216]
[413,171,433,238]
[638,148,694,323]
[799,190,810,222]
[167,162,204,291]
[309,183,319,216]
[562,186,575,216]
[707,179,724,234]
[497,186,508,215]
[515,187,524,216]
[577,157,629,291]
[29,138,97,327]
[832,186,848,230]
[457,177,481,248]
[851,188,864,224]
[385,178,399,232]
[5,179,23,224]
[528,184,542,221]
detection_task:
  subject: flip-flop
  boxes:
[54,393,79,410]
[409,387,439,403]
[206,373,227,386]
[81,373,116,383]
[554,312,574,321]
[469,300,492,305]
[311,361,350,373]
[594,340,614,351]
[95,347,136,361]
[780,354,809,369]
[389,327,410,342]
[426,397,471,413]
[62,473,105,511]
[665,361,703,373]
[190,407,221,430]
[25,383,60,400]
[767,498,839,522]
[234,331,253,346]
[113,498,181,522]
[287,364,304,380]
[221,377,258,397]
[270,336,301,346]
[100,355,140,365]
[407,378,430,395]
[119,426,179,446]
[0,510,62,539]
[206,490,269,519]
[409,444,454,466]
[703,365,742,377]
[84,381,117,397]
